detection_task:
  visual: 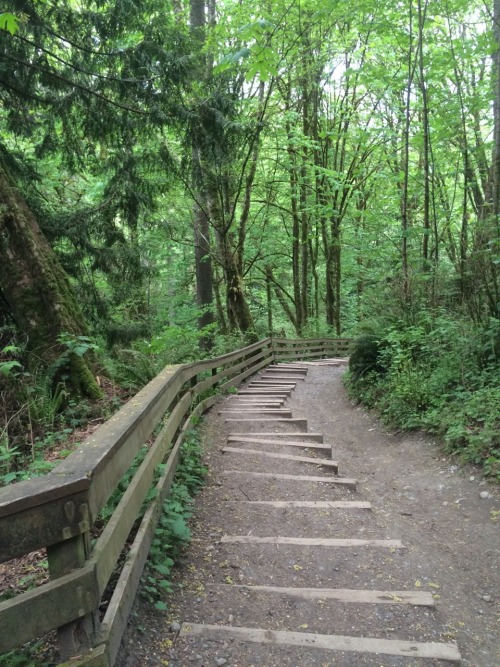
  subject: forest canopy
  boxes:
[0,0,499,480]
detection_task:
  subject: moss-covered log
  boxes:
[0,162,101,398]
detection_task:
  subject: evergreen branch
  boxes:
[12,33,160,85]
[0,76,48,104]
[0,52,150,115]
[33,22,140,57]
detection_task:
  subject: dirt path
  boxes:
[119,363,499,667]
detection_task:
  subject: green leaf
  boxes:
[154,600,168,611]
[0,360,22,376]
[0,13,19,35]
[152,562,171,575]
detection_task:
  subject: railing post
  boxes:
[47,511,99,661]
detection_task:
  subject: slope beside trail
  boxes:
[119,362,499,667]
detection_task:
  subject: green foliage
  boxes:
[0,345,22,378]
[0,646,52,667]
[0,13,19,35]
[141,430,207,608]
[346,315,500,479]
[57,334,99,359]
[348,333,387,381]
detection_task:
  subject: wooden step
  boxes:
[219,409,293,416]
[248,385,296,390]
[225,404,285,409]
[221,447,338,472]
[226,398,285,403]
[250,380,296,385]
[228,432,323,442]
[223,470,357,489]
[261,374,305,380]
[268,371,307,376]
[224,396,285,406]
[224,418,307,428]
[179,625,461,663]
[227,436,331,452]
[220,535,403,548]
[207,583,434,606]
[223,500,371,509]
[237,390,291,396]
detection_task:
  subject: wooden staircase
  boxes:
[176,362,462,665]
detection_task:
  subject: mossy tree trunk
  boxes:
[0,163,101,398]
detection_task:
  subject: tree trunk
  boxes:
[265,265,273,335]
[401,3,415,306]
[190,0,216,345]
[0,162,101,398]
[221,236,255,338]
[417,0,431,270]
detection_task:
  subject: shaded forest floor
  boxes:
[119,364,500,667]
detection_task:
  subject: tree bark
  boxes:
[190,0,215,346]
[0,162,101,398]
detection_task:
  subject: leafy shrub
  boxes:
[141,430,207,609]
[346,314,500,479]
[349,333,387,380]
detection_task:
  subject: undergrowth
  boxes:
[345,313,500,481]
[140,429,207,610]
[0,335,124,487]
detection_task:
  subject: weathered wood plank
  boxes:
[61,364,184,521]
[99,430,184,667]
[262,374,305,380]
[58,644,109,667]
[273,362,309,366]
[219,409,293,416]
[48,531,98,660]
[208,583,434,606]
[189,337,272,372]
[224,419,307,430]
[224,500,371,509]
[220,535,403,548]
[0,472,89,519]
[220,357,272,393]
[227,437,330,451]
[193,348,271,394]
[237,390,291,396]
[225,404,285,410]
[226,401,285,406]
[179,625,460,662]
[223,470,357,488]
[222,447,338,472]
[302,358,348,364]
[249,380,297,386]
[0,489,90,562]
[224,394,285,406]
[228,432,323,442]
[91,393,190,596]
[0,564,98,653]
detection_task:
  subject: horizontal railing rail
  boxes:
[0,337,350,666]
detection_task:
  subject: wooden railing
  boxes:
[0,337,350,666]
